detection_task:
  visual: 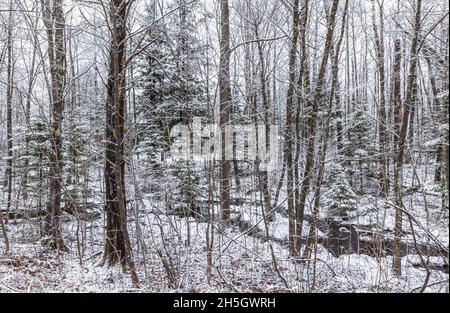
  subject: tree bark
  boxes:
[392,38,403,274]
[304,0,349,260]
[255,25,272,220]
[372,0,389,196]
[41,0,67,251]
[284,0,301,256]
[295,0,340,256]
[294,0,310,249]
[4,2,14,222]
[219,0,232,225]
[103,0,139,288]
[393,0,422,276]
[22,10,40,202]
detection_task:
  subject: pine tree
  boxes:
[323,163,358,221]
[24,115,51,216]
[135,1,206,172]
[341,108,376,191]
[62,107,101,216]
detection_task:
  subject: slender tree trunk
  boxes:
[408,80,419,148]
[205,43,214,282]
[4,3,14,222]
[393,0,422,276]
[372,1,389,196]
[219,0,232,225]
[0,205,8,255]
[285,0,301,256]
[255,25,272,220]
[22,11,40,202]
[295,0,340,256]
[443,41,450,207]
[294,0,310,245]
[42,0,67,251]
[66,32,78,214]
[304,0,349,260]
[392,38,403,276]
[103,0,139,288]
[0,21,10,245]
[427,56,443,184]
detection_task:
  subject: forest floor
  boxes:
[0,163,448,293]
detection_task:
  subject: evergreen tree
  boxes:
[323,163,358,221]
[24,115,50,214]
[341,108,376,191]
[135,1,207,179]
[62,106,102,215]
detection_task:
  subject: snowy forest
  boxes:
[0,0,448,293]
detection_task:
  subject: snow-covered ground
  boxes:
[0,161,448,293]
[0,198,447,293]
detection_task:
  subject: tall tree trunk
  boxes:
[4,2,14,222]
[103,0,139,288]
[295,0,340,256]
[219,0,232,225]
[42,0,67,251]
[255,25,272,220]
[294,0,310,246]
[304,0,349,261]
[443,37,450,207]
[65,32,78,214]
[372,0,389,196]
[393,0,422,275]
[22,10,40,202]
[0,7,11,249]
[284,0,301,256]
[392,38,403,273]
[423,52,444,184]
[427,55,443,184]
